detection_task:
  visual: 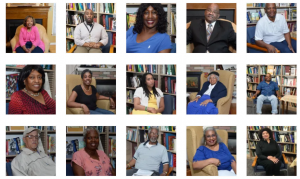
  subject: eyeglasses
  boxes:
[206,134,216,138]
[25,135,40,139]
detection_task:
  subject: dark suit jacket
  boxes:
[187,19,236,53]
[196,81,227,106]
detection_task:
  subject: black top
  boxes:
[73,85,97,110]
[187,19,236,53]
[256,140,281,162]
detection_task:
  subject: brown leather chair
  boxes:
[189,70,235,114]
[186,18,236,53]
[187,126,236,176]
[66,74,115,114]
[10,23,50,53]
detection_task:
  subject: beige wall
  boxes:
[47,3,56,43]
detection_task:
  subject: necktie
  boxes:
[206,24,213,42]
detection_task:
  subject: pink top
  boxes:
[72,149,112,176]
[14,26,45,51]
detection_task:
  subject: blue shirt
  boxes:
[257,81,279,96]
[193,142,235,171]
[126,26,172,53]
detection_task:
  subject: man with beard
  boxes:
[11,127,56,176]
[252,73,280,114]
[255,3,296,53]
[73,9,108,53]
[187,3,236,53]
[126,126,169,176]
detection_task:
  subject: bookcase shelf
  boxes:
[66,126,116,169]
[247,126,297,164]
[66,3,116,52]
[126,126,176,173]
[6,126,56,162]
[6,65,56,101]
[126,65,176,114]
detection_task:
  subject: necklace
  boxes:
[82,84,90,91]
[24,88,40,97]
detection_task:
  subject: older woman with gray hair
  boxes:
[192,127,236,176]
[187,71,227,114]
[71,127,115,176]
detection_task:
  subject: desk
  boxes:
[280,95,297,114]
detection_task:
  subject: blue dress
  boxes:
[126,26,172,53]
[193,142,235,171]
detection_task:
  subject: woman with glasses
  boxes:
[192,127,236,176]
[187,71,227,114]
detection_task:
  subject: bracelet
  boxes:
[145,106,147,111]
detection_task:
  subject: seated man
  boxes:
[11,127,56,176]
[255,3,296,53]
[74,9,108,53]
[126,127,169,176]
[253,73,280,114]
[187,3,236,53]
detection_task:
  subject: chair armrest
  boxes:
[68,44,77,53]
[167,167,173,176]
[109,45,114,53]
[282,153,288,164]
[43,36,50,53]
[252,156,258,167]
[201,164,218,176]
[216,96,230,106]
[247,43,280,53]
[291,37,297,40]
[96,99,110,110]
[67,107,84,114]
[10,36,17,53]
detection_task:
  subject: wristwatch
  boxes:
[164,171,167,175]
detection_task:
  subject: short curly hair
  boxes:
[23,16,36,27]
[258,128,274,140]
[133,3,168,34]
[81,69,92,79]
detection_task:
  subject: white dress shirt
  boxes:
[197,83,217,98]
[255,14,290,44]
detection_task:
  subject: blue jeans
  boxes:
[15,42,44,53]
[270,39,297,53]
[256,95,278,114]
[89,107,114,114]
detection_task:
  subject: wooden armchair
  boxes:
[67,44,114,53]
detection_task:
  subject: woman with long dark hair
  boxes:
[126,3,172,53]
[132,73,164,114]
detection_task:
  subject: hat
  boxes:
[23,127,40,138]
[208,71,219,77]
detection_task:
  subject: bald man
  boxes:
[73,9,108,53]
[255,3,296,53]
[187,3,236,53]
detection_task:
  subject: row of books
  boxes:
[162,65,176,76]
[47,135,56,153]
[162,133,176,150]
[247,67,258,74]
[162,77,176,94]
[109,126,116,133]
[107,32,116,46]
[247,65,297,76]
[127,64,158,74]
[108,136,116,157]
[127,129,137,142]
[66,27,75,38]
[167,152,176,171]
[66,41,75,51]
[247,83,257,91]
[100,15,116,31]
[6,126,55,131]
[66,14,91,25]
[6,72,18,98]
[6,64,52,70]
[67,3,97,12]
[170,11,176,35]
[246,3,297,8]
[247,76,259,83]
[126,14,136,30]
[161,126,176,132]
[248,131,296,143]
[247,92,254,98]
[248,126,297,131]
[282,88,297,97]
[99,3,116,14]
[283,66,296,76]
[282,78,297,86]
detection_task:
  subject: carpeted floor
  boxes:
[247,101,296,114]
[247,159,296,176]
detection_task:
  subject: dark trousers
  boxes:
[258,159,281,176]
[270,39,297,53]
[15,42,44,53]
[126,169,160,176]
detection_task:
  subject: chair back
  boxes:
[66,163,74,176]
[162,95,174,114]
[247,26,256,44]
[66,74,96,101]
[6,162,13,176]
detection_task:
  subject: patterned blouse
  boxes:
[8,90,56,114]
[72,149,112,176]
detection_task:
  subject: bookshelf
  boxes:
[126,3,176,43]
[6,126,56,162]
[126,65,176,114]
[6,65,56,101]
[246,3,297,37]
[66,126,116,170]
[247,126,297,164]
[126,126,176,175]
[247,64,297,111]
[66,3,116,52]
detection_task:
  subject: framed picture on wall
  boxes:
[67,126,84,133]
[187,72,202,92]
[9,126,25,131]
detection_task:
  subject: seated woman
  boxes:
[15,16,45,53]
[193,127,236,176]
[67,69,115,114]
[187,72,227,114]
[132,73,164,114]
[72,127,115,176]
[9,65,55,114]
[126,3,172,53]
[256,128,281,176]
